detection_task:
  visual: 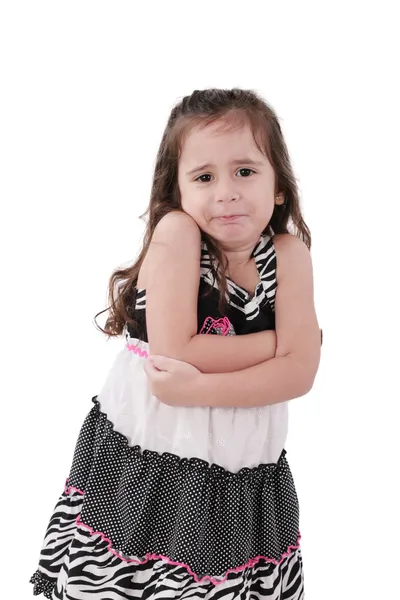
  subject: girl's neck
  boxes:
[221,236,261,270]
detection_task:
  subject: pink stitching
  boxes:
[64,478,302,586]
[200,316,231,336]
[126,343,149,358]
[65,479,84,496]
[127,317,233,357]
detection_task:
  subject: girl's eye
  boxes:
[194,168,255,183]
[195,174,213,183]
[236,168,255,177]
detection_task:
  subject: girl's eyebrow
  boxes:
[186,158,264,176]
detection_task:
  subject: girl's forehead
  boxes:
[180,120,261,160]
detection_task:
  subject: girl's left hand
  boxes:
[143,355,202,406]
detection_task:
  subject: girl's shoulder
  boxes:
[272,232,309,253]
[271,233,311,279]
[152,210,200,241]
[137,211,200,290]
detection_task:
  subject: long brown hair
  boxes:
[94,88,311,339]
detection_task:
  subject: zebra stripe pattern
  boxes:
[134,234,277,321]
[31,487,305,599]
[200,234,276,320]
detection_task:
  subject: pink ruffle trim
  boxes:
[65,479,302,586]
[126,343,148,358]
[126,315,232,358]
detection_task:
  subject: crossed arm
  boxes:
[140,211,321,407]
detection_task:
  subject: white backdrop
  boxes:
[1,1,399,598]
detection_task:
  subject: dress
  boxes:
[30,233,305,599]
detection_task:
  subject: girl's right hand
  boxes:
[144,355,203,406]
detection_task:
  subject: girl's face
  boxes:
[178,119,276,249]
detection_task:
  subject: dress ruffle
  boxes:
[31,396,301,590]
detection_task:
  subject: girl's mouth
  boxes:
[218,215,245,221]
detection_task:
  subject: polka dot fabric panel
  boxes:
[61,397,300,580]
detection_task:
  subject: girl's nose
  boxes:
[214,178,240,203]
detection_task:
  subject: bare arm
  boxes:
[141,211,277,374]
[177,330,277,372]
[146,233,321,406]
[194,234,321,405]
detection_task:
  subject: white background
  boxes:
[1,1,399,598]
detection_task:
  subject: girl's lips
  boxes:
[218,215,246,221]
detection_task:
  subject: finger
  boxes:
[148,354,178,372]
[143,360,161,379]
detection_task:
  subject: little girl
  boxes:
[30,88,321,600]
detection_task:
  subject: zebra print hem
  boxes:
[31,526,305,599]
[29,570,54,598]
[72,501,302,585]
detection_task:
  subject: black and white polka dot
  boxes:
[30,233,305,598]
[65,397,300,579]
